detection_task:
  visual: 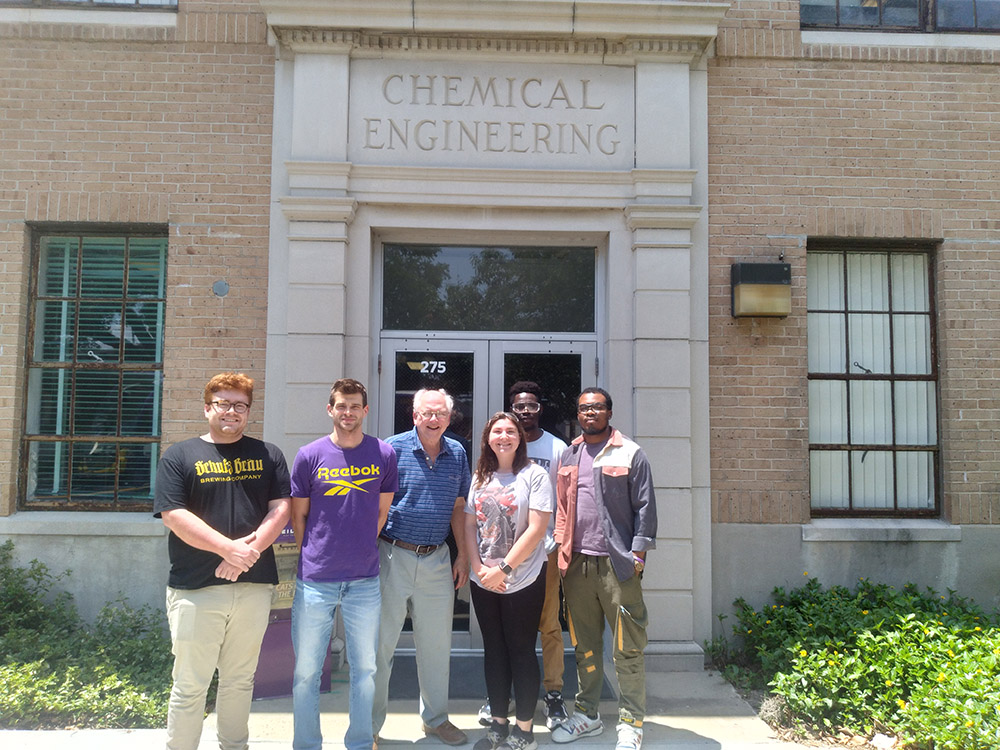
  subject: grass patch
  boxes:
[708,575,1000,749]
[0,540,173,729]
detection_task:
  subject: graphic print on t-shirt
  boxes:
[475,484,516,560]
[316,463,383,496]
[194,456,265,484]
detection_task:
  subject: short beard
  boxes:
[581,424,609,436]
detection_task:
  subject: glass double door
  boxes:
[377,337,596,646]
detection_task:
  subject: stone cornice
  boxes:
[272,28,713,62]
[264,0,729,59]
[279,196,358,223]
[282,161,699,214]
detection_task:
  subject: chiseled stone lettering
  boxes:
[380,73,607,111]
[361,117,620,156]
[367,71,620,158]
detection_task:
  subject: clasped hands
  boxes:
[214,533,260,582]
[477,563,508,593]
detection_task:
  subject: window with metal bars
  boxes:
[22,230,166,510]
[800,0,1000,32]
[807,240,939,516]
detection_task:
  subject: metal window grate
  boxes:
[22,231,167,511]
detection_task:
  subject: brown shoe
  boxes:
[423,720,468,746]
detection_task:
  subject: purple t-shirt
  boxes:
[291,434,399,582]
[573,439,609,556]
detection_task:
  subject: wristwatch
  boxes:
[499,560,513,575]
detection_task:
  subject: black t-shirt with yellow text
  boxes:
[154,435,291,589]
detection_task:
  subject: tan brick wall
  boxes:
[709,12,1000,524]
[0,2,275,514]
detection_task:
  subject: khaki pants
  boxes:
[538,549,565,693]
[165,583,273,750]
[562,553,647,726]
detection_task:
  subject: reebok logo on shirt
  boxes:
[317,463,383,496]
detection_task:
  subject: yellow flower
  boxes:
[804,571,809,576]
[862,610,869,615]
[897,699,907,710]
[799,649,807,657]
[975,626,982,631]
[766,620,771,624]
[966,721,973,728]
[827,660,835,666]
[947,650,955,658]
[885,680,893,687]
[747,629,752,634]
[937,673,946,682]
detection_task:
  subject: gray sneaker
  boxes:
[473,720,509,750]
[550,712,603,744]
[497,726,537,750]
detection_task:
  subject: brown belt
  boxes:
[379,534,440,556]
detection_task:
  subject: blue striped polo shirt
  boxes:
[382,427,472,546]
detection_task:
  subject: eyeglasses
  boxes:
[417,410,449,420]
[511,403,541,414]
[210,401,250,414]
[577,403,608,414]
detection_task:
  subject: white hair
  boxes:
[413,388,454,413]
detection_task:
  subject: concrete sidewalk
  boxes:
[2,669,814,750]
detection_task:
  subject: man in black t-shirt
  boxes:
[154,372,291,750]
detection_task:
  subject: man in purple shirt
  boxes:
[290,379,399,750]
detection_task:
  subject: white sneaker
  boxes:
[615,723,642,750]
[550,712,603,743]
[478,701,492,727]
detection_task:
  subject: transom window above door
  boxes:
[381,244,595,332]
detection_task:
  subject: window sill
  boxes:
[0,511,166,537]
[0,8,177,27]
[801,30,1000,50]
[802,518,961,543]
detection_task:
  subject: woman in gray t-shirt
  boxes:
[465,412,553,750]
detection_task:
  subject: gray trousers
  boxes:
[372,540,456,733]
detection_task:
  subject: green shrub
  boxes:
[0,540,172,729]
[710,575,1000,748]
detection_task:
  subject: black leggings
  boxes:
[471,564,547,724]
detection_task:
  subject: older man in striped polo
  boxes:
[372,388,471,746]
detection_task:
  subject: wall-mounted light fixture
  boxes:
[731,262,791,318]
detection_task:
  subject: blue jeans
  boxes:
[292,575,381,750]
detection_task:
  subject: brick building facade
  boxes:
[1,0,998,660]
